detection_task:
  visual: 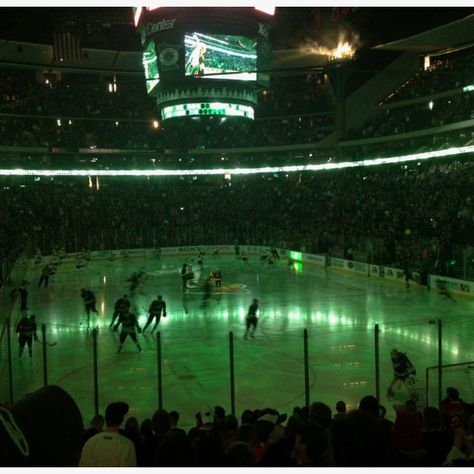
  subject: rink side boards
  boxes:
[34,245,474,299]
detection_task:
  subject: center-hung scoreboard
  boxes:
[134,6,274,120]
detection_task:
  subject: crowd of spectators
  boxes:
[2,384,473,467]
[346,48,474,140]
[0,69,334,150]
[383,49,474,104]
[2,49,474,153]
[1,158,473,279]
[349,91,474,140]
[2,47,474,151]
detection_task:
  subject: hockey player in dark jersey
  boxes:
[181,263,189,291]
[38,265,52,288]
[114,310,142,353]
[402,266,413,289]
[81,289,99,328]
[437,279,456,301]
[109,294,130,327]
[244,299,259,340]
[181,263,194,291]
[127,268,147,295]
[200,276,213,309]
[18,280,29,311]
[16,314,38,357]
[143,295,167,333]
[387,348,418,401]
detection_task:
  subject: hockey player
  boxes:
[38,264,52,288]
[143,295,167,333]
[81,289,99,327]
[437,279,455,301]
[113,310,142,353]
[18,280,29,311]
[181,263,189,291]
[109,294,130,328]
[34,250,43,266]
[201,276,213,309]
[75,256,88,269]
[387,348,418,401]
[244,299,259,340]
[181,263,195,291]
[16,314,38,358]
[127,268,147,295]
[402,266,413,289]
[211,269,222,288]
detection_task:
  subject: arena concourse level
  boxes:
[1,5,474,468]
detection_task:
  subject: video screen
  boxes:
[142,40,160,94]
[184,32,257,81]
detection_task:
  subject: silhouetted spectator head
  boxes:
[224,414,238,432]
[359,395,379,417]
[152,408,170,434]
[446,387,460,400]
[335,400,346,414]
[215,405,225,423]
[225,441,256,466]
[89,414,104,431]
[124,416,140,435]
[169,410,179,428]
[330,410,387,466]
[241,409,255,424]
[234,423,258,448]
[258,408,287,425]
[200,405,214,425]
[140,418,153,438]
[310,402,332,428]
[0,385,83,466]
[105,401,129,428]
[254,419,274,444]
[155,430,194,466]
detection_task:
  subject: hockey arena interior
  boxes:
[1,5,474,468]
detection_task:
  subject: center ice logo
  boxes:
[188,282,247,293]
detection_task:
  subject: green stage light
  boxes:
[290,251,302,261]
[0,145,473,177]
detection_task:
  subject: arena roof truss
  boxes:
[373,14,474,56]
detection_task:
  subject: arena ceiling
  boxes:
[373,13,474,55]
[0,8,472,76]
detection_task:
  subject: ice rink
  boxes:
[2,251,474,430]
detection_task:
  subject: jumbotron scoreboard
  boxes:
[134,7,274,120]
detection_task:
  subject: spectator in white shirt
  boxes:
[79,401,136,467]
